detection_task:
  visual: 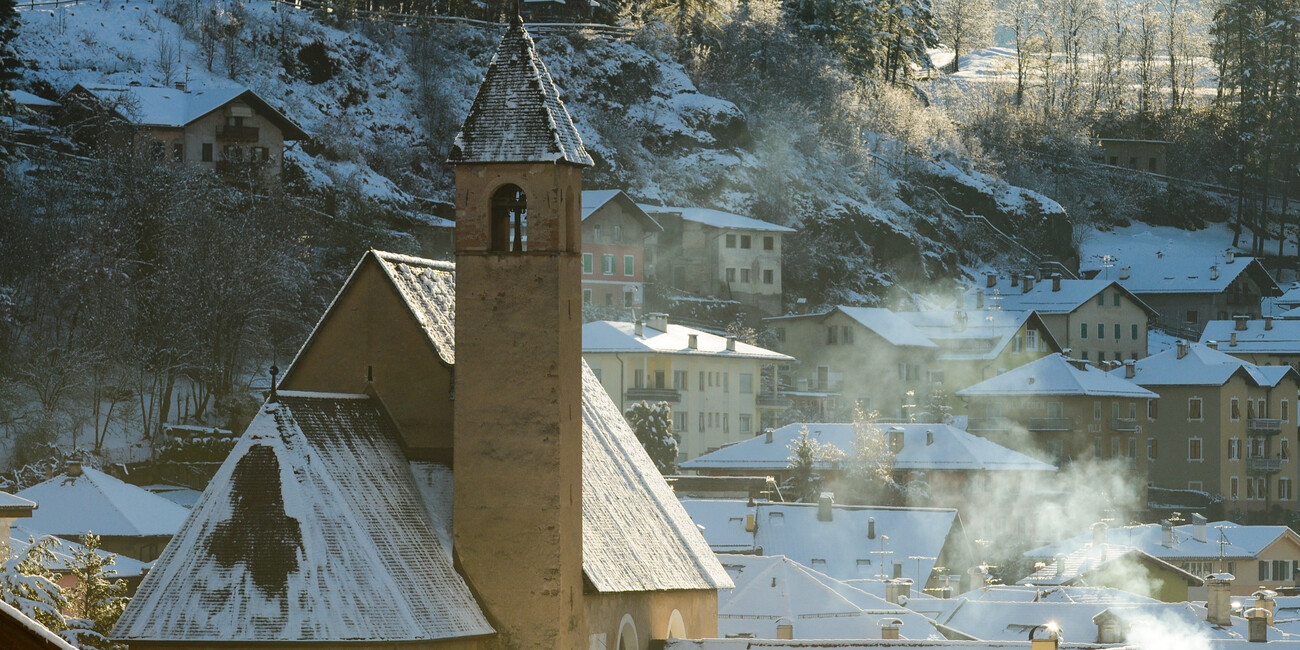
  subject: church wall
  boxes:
[584,589,718,650]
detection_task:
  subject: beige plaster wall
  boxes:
[1038,289,1149,364]
[584,589,718,650]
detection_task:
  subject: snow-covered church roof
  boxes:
[446,15,592,166]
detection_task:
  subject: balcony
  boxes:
[967,417,1014,433]
[218,125,261,142]
[1028,417,1075,432]
[1247,457,1283,473]
[1110,417,1139,432]
[1248,418,1284,435]
[625,387,681,403]
[756,392,793,409]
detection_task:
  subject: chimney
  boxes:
[634,320,644,337]
[1211,265,1220,281]
[1227,251,1236,263]
[976,292,985,309]
[1012,275,1020,288]
[764,429,773,443]
[1177,341,1189,358]
[66,461,83,478]
[1093,521,1109,545]
[1248,609,1269,642]
[1120,266,1131,280]
[1265,316,1273,331]
[1231,332,1238,347]
[1206,573,1235,625]
[1070,359,1090,372]
[1207,340,1219,350]
[645,312,669,332]
[173,81,187,91]
[879,618,903,640]
[1023,275,1035,293]
[1252,589,1277,626]
[688,334,698,349]
[795,297,808,314]
[726,337,736,352]
[868,517,876,540]
[1030,623,1062,650]
[885,578,912,605]
[926,430,934,446]
[1052,273,1062,292]
[1160,520,1174,547]
[817,492,834,522]
[1193,513,1207,543]
[987,272,998,288]
[1235,315,1250,331]
[1124,359,1136,379]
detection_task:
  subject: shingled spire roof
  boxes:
[447,16,593,166]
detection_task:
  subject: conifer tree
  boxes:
[0,0,20,108]
[62,534,128,650]
[0,535,69,636]
[624,401,679,474]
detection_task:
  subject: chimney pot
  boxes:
[1207,573,1236,625]
[987,272,997,288]
[66,461,83,477]
[1029,623,1063,650]
[1236,315,1250,331]
[1052,274,1062,292]
[1211,265,1220,281]
[1161,519,1174,547]
[926,430,934,446]
[868,517,876,539]
[634,320,644,337]
[1177,341,1189,358]
[688,334,698,349]
[764,429,773,443]
[1231,332,1238,347]
[1023,275,1035,293]
[817,493,833,521]
[726,337,736,352]
[1265,316,1273,331]
[1124,359,1136,379]
[1228,251,1237,263]
[1120,266,1131,280]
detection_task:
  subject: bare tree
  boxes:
[934,0,994,72]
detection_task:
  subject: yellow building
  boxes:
[583,314,793,461]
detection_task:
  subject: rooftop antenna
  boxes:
[268,360,280,403]
[510,0,522,25]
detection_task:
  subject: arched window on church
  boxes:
[490,184,527,252]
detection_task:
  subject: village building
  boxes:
[1094,138,1171,174]
[16,463,190,562]
[1015,543,1204,602]
[1026,517,1300,597]
[955,353,1158,474]
[9,522,151,593]
[581,190,662,309]
[0,490,35,542]
[0,600,80,650]
[1200,316,1300,369]
[679,422,1055,515]
[640,204,793,316]
[679,499,974,594]
[765,307,1058,421]
[1084,252,1281,337]
[1114,341,1300,523]
[112,15,729,650]
[583,315,793,461]
[60,83,307,175]
[965,274,1155,364]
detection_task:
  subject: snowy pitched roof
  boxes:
[766,307,937,348]
[8,89,58,108]
[446,18,592,166]
[1112,342,1298,387]
[583,320,792,361]
[579,365,734,592]
[968,278,1156,316]
[9,524,150,580]
[680,499,962,586]
[1101,255,1281,297]
[1015,543,1202,588]
[581,190,663,230]
[959,585,1161,605]
[717,554,944,640]
[0,490,35,516]
[0,599,78,650]
[68,84,307,139]
[1200,319,1300,355]
[16,467,189,539]
[956,353,1158,399]
[639,204,796,232]
[113,393,494,643]
[898,310,1060,361]
[1025,520,1300,562]
[680,423,1056,473]
[373,251,457,365]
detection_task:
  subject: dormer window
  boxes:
[490,185,527,252]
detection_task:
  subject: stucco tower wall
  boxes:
[453,162,585,649]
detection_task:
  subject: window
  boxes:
[1282,478,1293,501]
[1148,437,1157,460]
[776,327,786,342]
[583,289,592,304]
[726,268,736,282]
[1189,438,1203,461]
[1094,437,1103,457]
[202,142,213,162]
[1148,399,1158,419]
[723,413,729,433]
[740,235,752,249]
[1026,329,1037,351]
[1260,561,1271,581]
[1231,398,1241,421]
[1284,438,1290,460]
[1094,401,1102,420]
[843,326,853,344]
[1097,323,1105,339]
[1013,336,1022,353]
[723,373,729,393]
[1259,477,1270,501]
[1114,323,1121,340]
[1109,156,1118,165]
[674,411,685,431]
[726,234,737,248]
[633,369,644,388]
[624,255,635,276]
[699,412,706,431]
[739,414,752,434]
[613,225,622,242]
[1080,322,1089,339]
[1112,437,1120,458]
[593,225,602,241]
[827,327,839,344]
[740,373,753,394]
[602,254,615,275]
[1128,437,1137,460]
[1189,481,1203,491]
[583,253,594,274]
[1284,400,1291,422]
[1097,293,1105,306]
[1230,438,1241,460]
[1275,560,1291,581]
[1186,310,1199,324]
[1231,476,1239,500]
[1082,351,1089,360]
[764,236,774,250]
[1189,398,1203,421]
[1128,156,1137,168]
[763,269,774,284]
[1114,293,1121,307]
[699,371,705,389]
[740,268,750,283]
[1249,478,1258,499]
[1132,324,1139,340]
[1248,400,1256,419]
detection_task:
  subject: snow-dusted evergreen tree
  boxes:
[61,534,129,650]
[918,383,952,423]
[785,426,843,501]
[0,0,18,99]
[624,401,679,474]
[843,408,899,504]
[0,534,69,636]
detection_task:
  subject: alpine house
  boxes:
[112,13,729,650]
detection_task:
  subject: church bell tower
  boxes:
[448,10,593,650]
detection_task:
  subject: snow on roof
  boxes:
[959,585,1161,605]
[680,499,960,586]
[1015,543,1202,588]
[17,467,189,539]
[582,320,792,361]
[447,19,592,166]
[9,523,149,580]
[926,598,1259,644]
[140,484,203,509]
[0,599,78,650]
[639,204,796,232]
[580,363,734,592]
[967,278,1155,316]
[898,310,1049,361]
[1025,520,1299,561]
[665,640,1139,649]
[113,394,494,642]
[69,84,307,139]
[956,353,1158,399]
[838,307,938,348]
[716,554,944,640]
[1099,255,1280,297]
[680,423,1055,473]
[0,490,36,515]
[580,190,662,230]
[373,251,457,365]
[8,89,58,108]
[1114,342,1297,387]
[1200,319,1300,355]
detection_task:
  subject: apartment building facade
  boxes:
[580,190,662,309]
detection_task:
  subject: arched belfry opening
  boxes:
[490,184,527,252]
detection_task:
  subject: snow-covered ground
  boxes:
[1079,221,1241,278]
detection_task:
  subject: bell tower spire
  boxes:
[448,16,591,650]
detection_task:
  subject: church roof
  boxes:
[112,393,494,643]
[374,252,456,365]
[447,18,592,166]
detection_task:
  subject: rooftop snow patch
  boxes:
[639,204,795,232]
[17,467,189,539]
[956,353,1157,399]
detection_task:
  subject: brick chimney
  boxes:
[879,618,903,640]
[1023,275,1035,293]
[1051,273,1062,292]
[987,272,998,288]
[1207,340,1219,350]
[1236,315,1250,331]
[1012,275,1020,288]
[726,337,736,351]
[1177,341,1189,359]
[688,334,698,349]
[634,320,644,337]
[1207,573,1235,625]
[885,578,912,605]
[1252,589,1276,626]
